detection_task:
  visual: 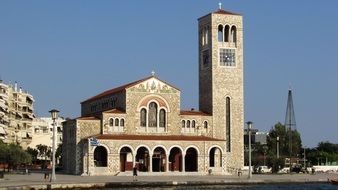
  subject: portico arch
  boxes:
[152,146,166,172]
[93,146,108,167]
[209,146,222,168]
[169,147,183,172]
[185,147,198,172]
[119,146,133,172]
[135,146,150,172]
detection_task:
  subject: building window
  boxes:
[218,25,223,42]
[204,121,208,129]
[226,97,231,152]
[230,25,237,43]
[120,118,124,126]
[115,118,119,127]
[202,49,210,67]
[220,49,236,66]
[159,109,166,128]
[187,120,191,128]
[109,118,114,126]
[182,120,185,128]
[192,120,196,128]
[224,25,230,42]
[140,108,147,127]
[148,102,158,127]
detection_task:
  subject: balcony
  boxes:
[0,91,8,98]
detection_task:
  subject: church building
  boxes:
[62,6,244,176]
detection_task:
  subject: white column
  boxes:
[149,154,153,172]
[166,154,169,172]
[182,154,186,172]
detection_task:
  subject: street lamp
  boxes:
[277,136,280,159]
[246,121,253,179]
[49,109,59,182]
[303,146,306,169]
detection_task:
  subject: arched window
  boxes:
[115,118,119,127]
[204,121,208,129]
[218,25,223,42]
[192,120,196,128]
[182,120,185,128]
[109,118,114,126]
[187,120,191,128]
[226,97,231,152]
[94,146,107,167]
[148,102,158,127]
[140,108,147,127]
[120,118,125,126]
[201,28,205,46]
[224,25,230,42]
[205,26,209,44]
[159,109,166,128]
[231,26,237,43]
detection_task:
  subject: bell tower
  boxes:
[198,6,244,168]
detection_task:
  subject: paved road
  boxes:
[0,172,337,189]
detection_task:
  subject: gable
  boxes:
[127,77,179,94]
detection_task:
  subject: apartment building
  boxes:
[0,80,35,149]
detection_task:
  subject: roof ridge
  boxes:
[81,75,153,103]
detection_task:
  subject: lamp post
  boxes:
[303,146,306,169]
[49,109,59,182]
[246,121,253,179]
[277,136,280,159]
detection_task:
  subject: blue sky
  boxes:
[1,1,337,148]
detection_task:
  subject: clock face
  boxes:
[202,50,209,67]
[220,49,236,66]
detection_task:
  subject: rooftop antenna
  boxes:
[218,2,222,10]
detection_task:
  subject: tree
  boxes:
[0,142,32,171]
[36,144,51,169]
[0,140,8,170]
[267,122,302,158]
[26,147,39,164]
[56,143,62,166]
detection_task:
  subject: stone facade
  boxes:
[63,8,244,176]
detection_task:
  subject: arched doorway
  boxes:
[94,146,107,167]
[152,147,166,172]
[209,147,222,167]
[169,147,182,172]
[185,147,198,172]
[120,147,133,172]
[136,147,150,172]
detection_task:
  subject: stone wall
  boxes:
[198,12,244,170]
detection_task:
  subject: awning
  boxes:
[0,127,6,135]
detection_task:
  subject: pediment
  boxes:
[127,77,179,94]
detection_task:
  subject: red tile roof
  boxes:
[213,9,241,15]
[75,116,100,120]
[103,109,126,114]
[198,9,241,20]
[81,76,153,104]
[180,110,211,116]
[81,75,180,104]
[94,134,224,141]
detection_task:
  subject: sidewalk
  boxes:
[0,172,337,189]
